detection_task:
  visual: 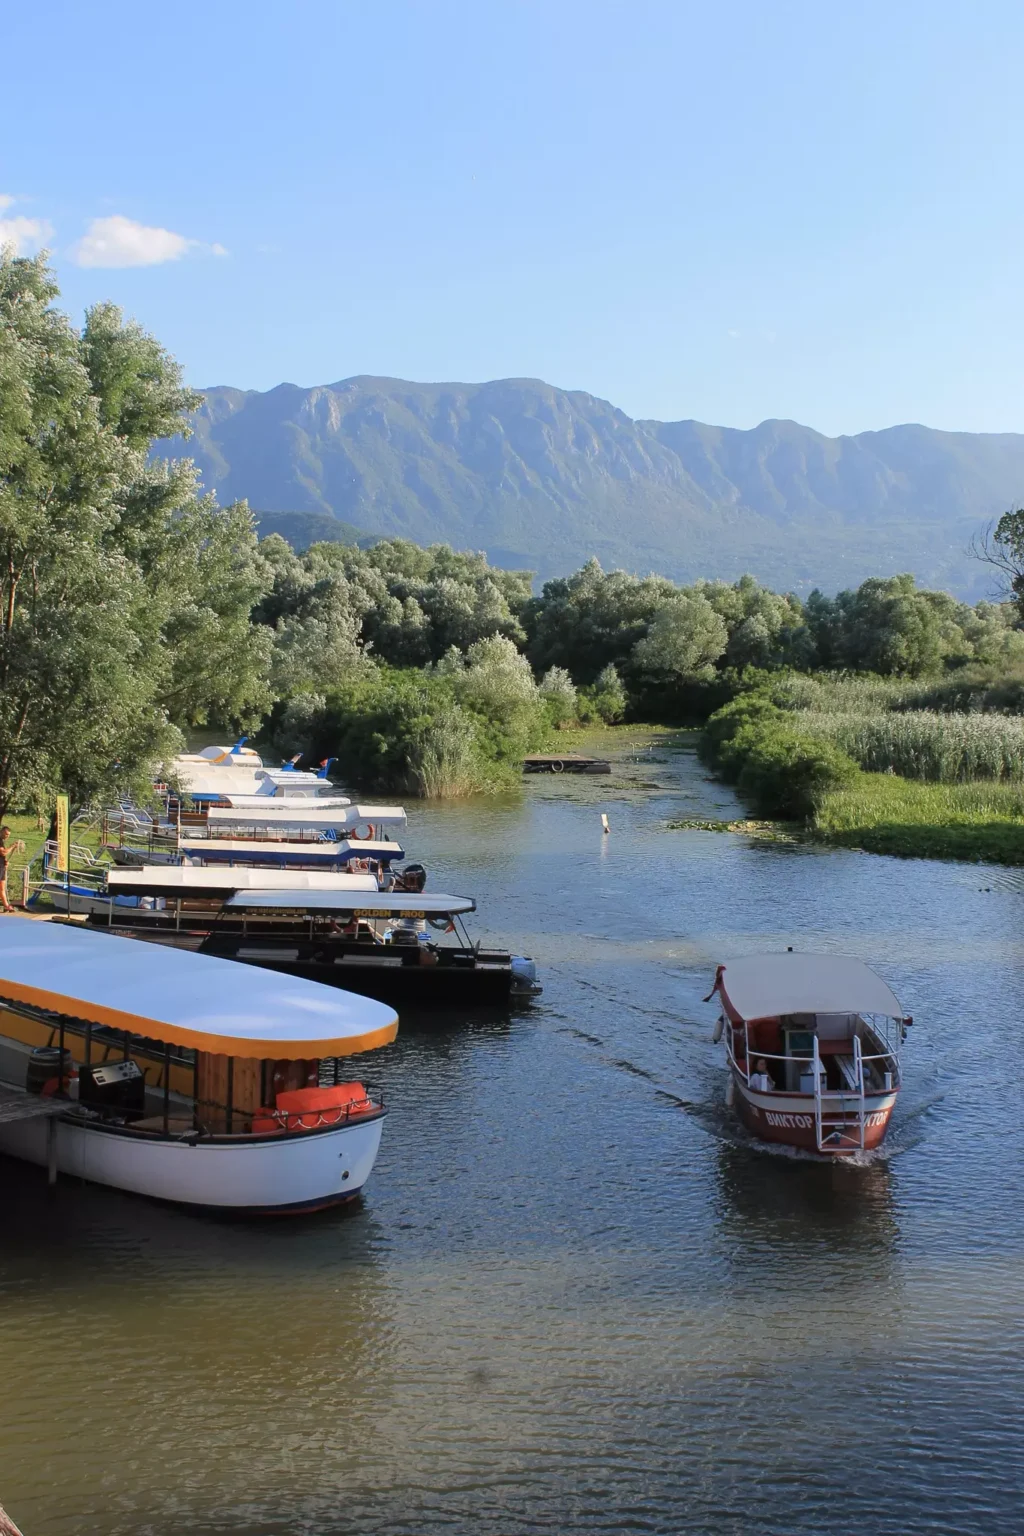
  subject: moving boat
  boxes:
[706,952,910,1155]
[0,916,398,1213]
[81,870,542,1005]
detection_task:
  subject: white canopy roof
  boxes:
[179,838,404,861]
[0,917,397,1058]
[173,764,265,797]
[226,890,476,915]
[717,953,903,1020]
[205,804,407,832]
[108,867,379,894]
[221,792,352,809]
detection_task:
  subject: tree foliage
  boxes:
[0,252,272,816]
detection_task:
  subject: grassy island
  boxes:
[696,674,1024,865]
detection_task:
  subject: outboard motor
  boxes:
[397,863,427,894]
[510,956,541,994]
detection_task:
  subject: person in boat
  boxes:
[749,1058,774,1092]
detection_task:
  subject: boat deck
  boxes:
[0,1082,71,1125]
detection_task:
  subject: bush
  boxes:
[578,663,627,724]
[271,651,550,797]
[702,694,858,819]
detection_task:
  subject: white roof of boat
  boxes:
[179,838,404,858]
[108,867,379,893]
[225,890,476,915]
[206,804,406,829]
[0,917,397,1058]
[197,745,263,763]
[223,792,352,808]
[172,764,264,796]
[717,953,902,1019]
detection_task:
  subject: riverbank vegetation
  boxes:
[6,250,1024,847]
[698,677,1024,863]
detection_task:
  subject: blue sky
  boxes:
[3,0,1023,435]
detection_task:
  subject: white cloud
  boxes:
[72,214,224,268]
[0,194,54,255]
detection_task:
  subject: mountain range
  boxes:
[157,376,1024,596]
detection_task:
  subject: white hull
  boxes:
[0,1112,384,1213]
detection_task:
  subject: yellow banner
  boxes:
[55,793,70,874]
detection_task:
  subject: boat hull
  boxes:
[733,1073,896,1155]
[227,950,526,1006]
[0,1111,384,1213]
[99,926,536,1007]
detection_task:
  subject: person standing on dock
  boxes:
[0,828,14,914]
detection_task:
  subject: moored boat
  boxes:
[706,952,910,1156]
[84,872,542,1005]
[0,917,398,1213]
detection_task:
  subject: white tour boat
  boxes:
[0,917,398,1213]
[707,951,911,1155]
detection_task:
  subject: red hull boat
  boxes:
[707,952,910,1157]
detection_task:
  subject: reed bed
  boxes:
[797,709,1024,782]
[780,674,933,714]
[779,666,1024,717]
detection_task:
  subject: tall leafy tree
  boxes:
[0,252,272,818]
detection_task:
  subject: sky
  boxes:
[3,0,1024,436]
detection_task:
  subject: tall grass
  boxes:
[778,666,1024,717]
[798,709,1024,782]
[813,774,1024,863]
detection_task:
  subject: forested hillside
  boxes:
[157,376,1024,595]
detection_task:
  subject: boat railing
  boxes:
[722,1027,790,1086]
[723,1020,899,1093]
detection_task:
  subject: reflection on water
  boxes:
[2,735,1024,1534]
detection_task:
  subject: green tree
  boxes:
[539,666,578,727]
[631,593,728,682]
[0,251,272,817]
[970,509,1024,617]
[805,575,953,676]
[525,558,677,682]
[579,663,627,723]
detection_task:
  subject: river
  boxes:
[2,734,1022,1535]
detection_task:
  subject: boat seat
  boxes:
[833,1055,860,1091]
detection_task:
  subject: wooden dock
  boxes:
[522,754,612,775]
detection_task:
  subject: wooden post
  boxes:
[20,867,29,908]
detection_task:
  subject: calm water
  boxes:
[2,737,1023,1535]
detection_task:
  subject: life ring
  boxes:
[712,1016,724,1044]
[352,823,376,842]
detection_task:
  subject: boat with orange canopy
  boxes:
[0,917,398,1213]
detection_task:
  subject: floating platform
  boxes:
[522,754,612,775]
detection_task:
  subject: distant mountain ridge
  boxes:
[158,376,1024,595]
